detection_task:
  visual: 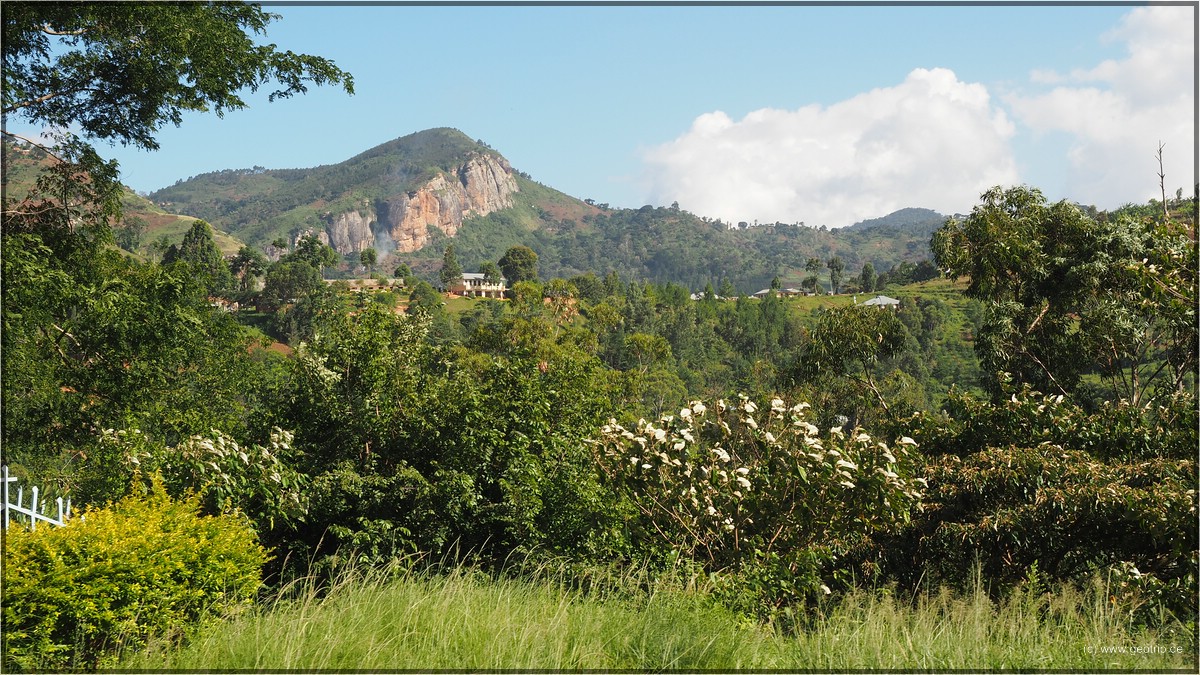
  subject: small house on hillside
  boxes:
[449,273,506,299]
[861,295,900,308]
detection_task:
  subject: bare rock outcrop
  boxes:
[378,153,518,253]
[309,153,517,256]
[322,210,375,253]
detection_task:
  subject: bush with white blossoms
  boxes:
[105,426,309,531]
[592,395,925,574]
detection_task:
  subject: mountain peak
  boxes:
[150,127,521,254]
[844,207,946,232]
[348,127,495,165]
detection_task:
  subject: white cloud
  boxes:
[641,67,1018,228]
[1006,6,1195,206]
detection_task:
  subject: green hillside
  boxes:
[150,127,506,247]
[402,201,942,295]
[3,140,244,257]
[146,128,944,292]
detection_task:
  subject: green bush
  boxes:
[903,385,1197,461]
[593,395,925,620]
[861,387,1198,623]
[2,480,267,671]
[111,426,310,532]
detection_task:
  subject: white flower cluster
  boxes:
[593,394,926,559]
[597,400,757,550]
[296,343,343,387]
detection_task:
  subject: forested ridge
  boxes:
[143,127,946,294]
[2,4,1196,671]
[4,129,948,296]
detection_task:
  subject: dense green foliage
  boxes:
[5,179,1193,667]
[414,200,944,296]
[3,5,1196,666]
[2,482,266,671]
[859,387,1198,619]
[1,226,280,500]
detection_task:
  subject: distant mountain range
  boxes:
[7,129,949,293]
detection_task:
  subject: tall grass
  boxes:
[124,560,1196,671]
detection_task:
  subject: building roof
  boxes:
[459,272,506,283]
[862,295,900,306]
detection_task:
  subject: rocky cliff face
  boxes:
[310,153,518,255]
[378,153,518,253]
[322,210,375,253]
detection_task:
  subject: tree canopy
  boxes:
[3,2,353,154]
[280,235,339,275]
[931,185,1196,402]
[499,245,539,284]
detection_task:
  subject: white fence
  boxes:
[2,465,72,530]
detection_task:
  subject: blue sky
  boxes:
[39,2,1196,227]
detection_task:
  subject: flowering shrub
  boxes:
[592,395,925,604]
[104,426,309,532]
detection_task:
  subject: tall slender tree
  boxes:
[860,262,877,293]
[162,220,234,297]
[440,244,463,289]
[827,256,846,295]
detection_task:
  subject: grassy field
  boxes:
[779,276,971,318]
[124,562,1196,671]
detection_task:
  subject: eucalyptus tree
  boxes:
[440,244,463,288]
[792,305,908,414]
[860,261,877,293]
[827,256,846,295]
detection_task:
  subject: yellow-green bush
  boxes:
[2,480,266,671]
